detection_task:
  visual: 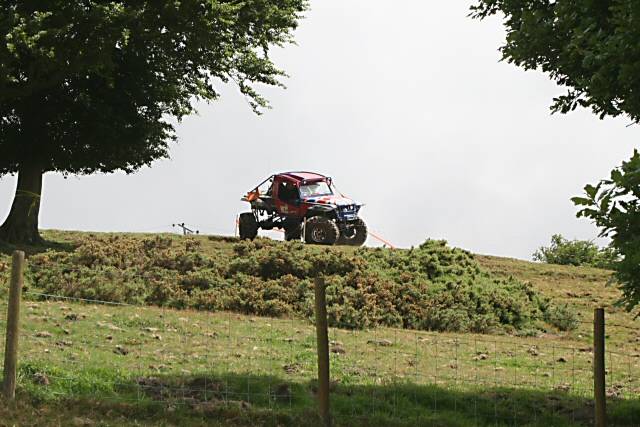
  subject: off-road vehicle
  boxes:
[239,172,367,246]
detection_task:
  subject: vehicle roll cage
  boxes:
[245,172,333,195]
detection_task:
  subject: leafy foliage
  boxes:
[21,234,574,333]
[572,150,640,309]
[471,0,640,122]
[470,1,640,309]
[533,234,618,269]
[0,1,308,176]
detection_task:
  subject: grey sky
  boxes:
[1,1,637,259]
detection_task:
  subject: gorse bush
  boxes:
[543,304,579,332]
[20,234,574,334]
[533,234,618,269]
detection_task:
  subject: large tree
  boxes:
[0,0,307,244]
[471,0,640,308]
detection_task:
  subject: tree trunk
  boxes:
[0,163,44,245]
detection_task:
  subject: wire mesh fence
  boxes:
[1,281,639,425]
[12,293,316,411]
[327,327,607,426]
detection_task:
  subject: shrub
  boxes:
[533,234,618,269]
[543,304,579,332]
[20,234,575,334]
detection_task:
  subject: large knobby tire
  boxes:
[284,221,302,241]
[337,218,368,246]
[238,212,258,240]
[304,216,340,245]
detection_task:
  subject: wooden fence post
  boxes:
[3,250,25,401]
[594,307,606,427]
[314,277,331,427]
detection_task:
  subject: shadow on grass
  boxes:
[8,367,640,427]
[0,230,235,257]
[0,236,77,256]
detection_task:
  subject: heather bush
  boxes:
[17,234,575,333]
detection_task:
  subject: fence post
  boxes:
[314,277,331,427]
[594,307,606,427]
[2,250,25,401]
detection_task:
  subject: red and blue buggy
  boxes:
[239,172,367,246]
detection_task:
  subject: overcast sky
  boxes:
[1,1,637,259]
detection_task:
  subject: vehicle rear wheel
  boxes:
[304,216,340,245]
[284,222,302,241]
[337,218,368,246]
[238,212,258,240]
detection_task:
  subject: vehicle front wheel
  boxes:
[238,212,258,240]
[304,216,340,245]
[337,218,368,246]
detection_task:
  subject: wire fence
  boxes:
[328,325,639,426]
[6,292,324,426]
[1,268,639,425]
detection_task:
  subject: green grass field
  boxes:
[0,231,638,426]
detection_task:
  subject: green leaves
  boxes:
[572,151,640,310]
[584,183,601,199]
[471,0,640,123]
[0,0,309,176]
[570,196,591,206]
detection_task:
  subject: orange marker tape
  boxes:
[368,230,396,249]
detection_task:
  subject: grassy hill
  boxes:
[0,230,638,426]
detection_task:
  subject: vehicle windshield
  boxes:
[300,181,332,198]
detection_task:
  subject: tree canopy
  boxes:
[472,0,640,308]
[573,152,640,309]
[471,0,640,122]
[0,0,307,243]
